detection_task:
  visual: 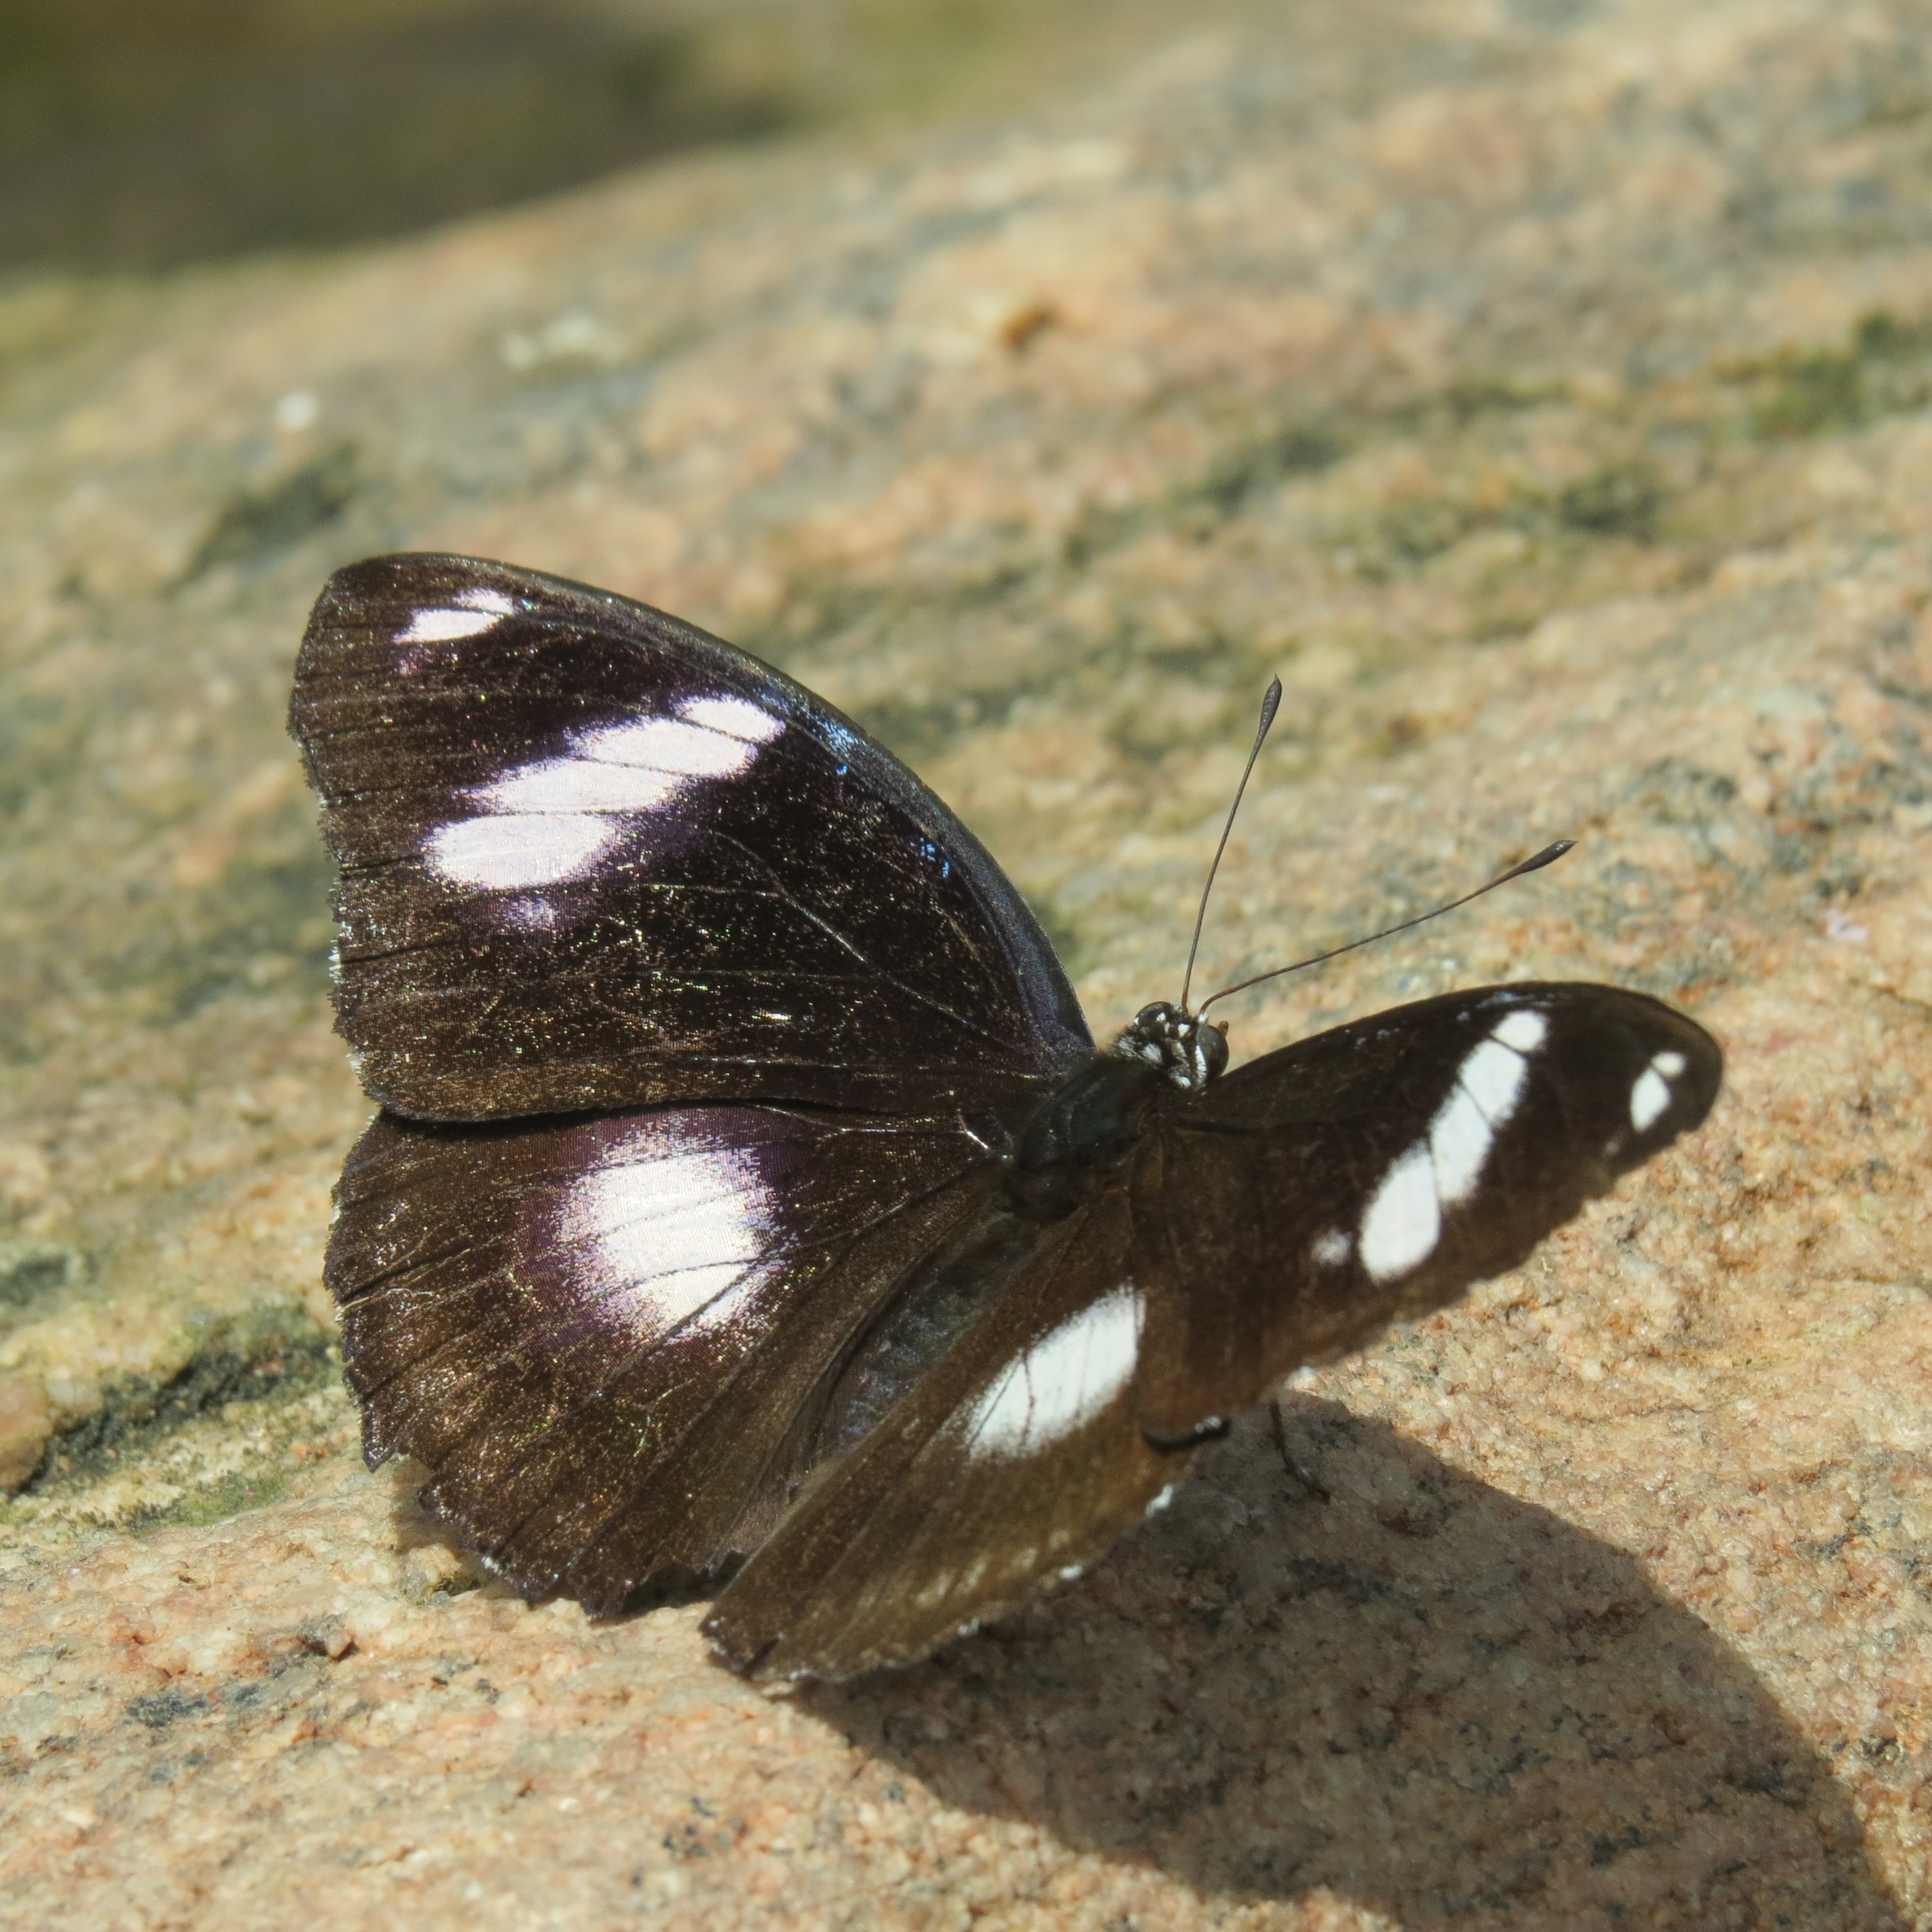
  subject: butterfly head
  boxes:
[1115,1002,1229,1093]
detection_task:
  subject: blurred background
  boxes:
[0,0,1255,271]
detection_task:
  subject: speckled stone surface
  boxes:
[1,2,1929,1925]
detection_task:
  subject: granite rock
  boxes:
[1,1,1930,1926]
[0,1376,49,1492]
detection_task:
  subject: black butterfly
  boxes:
[290,553,1721,1682]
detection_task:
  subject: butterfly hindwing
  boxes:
[289,554,1090,1120]
[1130,983,1722,1441]
[326,1098,1021,1608]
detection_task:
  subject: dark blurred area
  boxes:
[0,0,1178,273]
[0,0,788,270]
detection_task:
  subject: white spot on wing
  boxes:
[423,692,781,893]
[457,586,517,615]
[426,812,615,889]
[574,717,763,777]
[1630,1066,1672,1131]
[965,1288,1141,1460]
[1651,1049,1687,1078]
[1457,1036,1530,1124]
[1492,1008,1548,1054]
[1428,1084,1495,1209]
[677,693,783,742]
[481,757,684,815]
[1426,1033,1534,1211]
[400,606,504,642]
[1359,1141,1441,1284]
[1310,1228,1351,1267]
[557,1141,774,1346]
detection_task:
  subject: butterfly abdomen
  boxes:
[810,1206,1040,1463]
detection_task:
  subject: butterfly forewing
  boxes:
[291,555,1089,1120]
[1130,983,1721,1441]
[327,1100,1018,1607]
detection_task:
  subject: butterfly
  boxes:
[289,553,1721,1682]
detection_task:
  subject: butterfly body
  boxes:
[292,554,1721,1681]
[1005,1037,1191,1222]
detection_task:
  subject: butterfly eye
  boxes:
[1194,1022,1229,1082]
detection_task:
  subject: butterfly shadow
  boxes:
[810,1395,1907,1931]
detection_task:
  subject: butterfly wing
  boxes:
[703,1184,1195,1683]
[1130,982,1721,1439]
[327,1098,1031,1610]
[289,553,1090,1119]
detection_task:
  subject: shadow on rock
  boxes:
[811,1397,1906,1931]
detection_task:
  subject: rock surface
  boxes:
[2,1,1930,1925]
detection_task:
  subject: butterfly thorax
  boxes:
[1003,1004,1225,1220]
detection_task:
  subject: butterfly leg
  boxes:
[1269,1397,1330,1502]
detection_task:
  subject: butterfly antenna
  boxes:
[1180,675,1283,1014]
[1197,838,1575,1016]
